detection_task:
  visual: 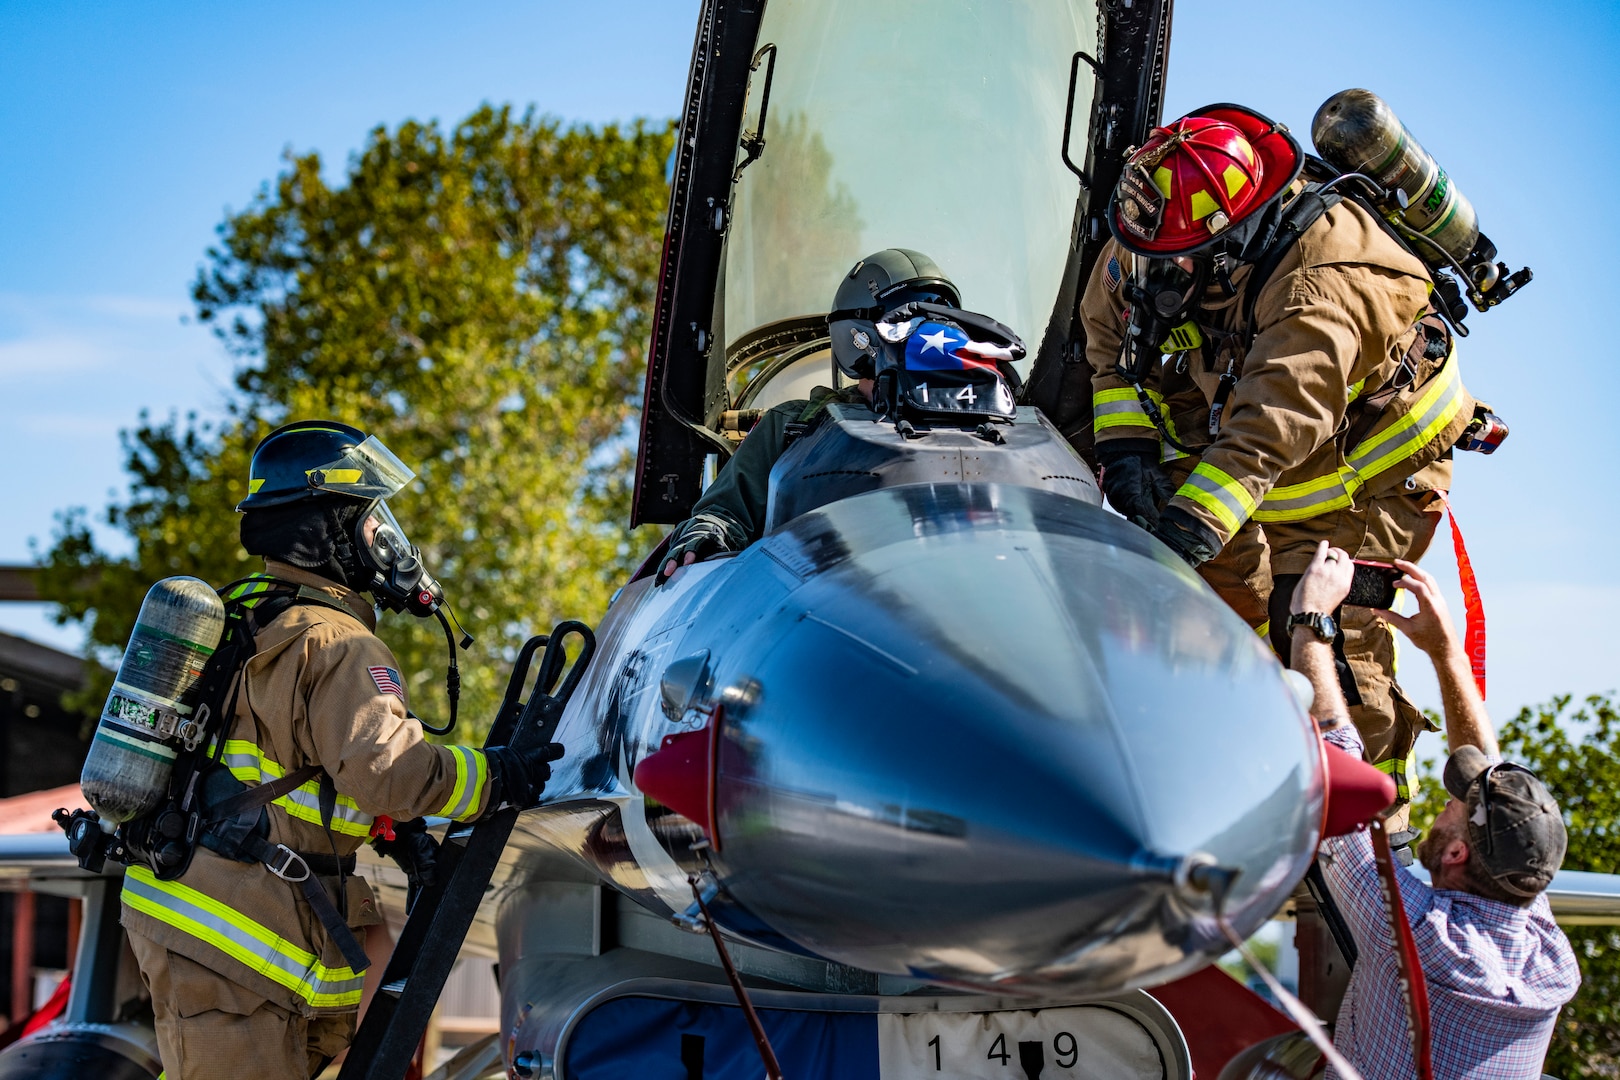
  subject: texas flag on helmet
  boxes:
[902,321,1016,372]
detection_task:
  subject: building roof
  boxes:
[0,631,85,695]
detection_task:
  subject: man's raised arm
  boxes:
[1378,559,1498,759]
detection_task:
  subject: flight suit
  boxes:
[675,385,868,551]
[1080,197,1475,801]
[121,559,492,1080]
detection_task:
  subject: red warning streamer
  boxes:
[1443,498,1487,699]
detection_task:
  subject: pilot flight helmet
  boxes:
[828,249,961,379]
[1108,104,1302,260]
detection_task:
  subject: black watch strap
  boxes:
[1287,611,1337,642]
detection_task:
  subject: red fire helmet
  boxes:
[1109,103,1303,257]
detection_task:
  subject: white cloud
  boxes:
[0,290,229,562]
[0,333,109,377]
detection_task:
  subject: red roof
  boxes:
[0,785,82,834]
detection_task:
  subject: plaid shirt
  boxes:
[1319,725,1580,1080]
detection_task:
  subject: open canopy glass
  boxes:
[721,0,1100,375]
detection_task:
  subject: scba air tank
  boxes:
[80,577,225,824]
[1311,89,1486,283]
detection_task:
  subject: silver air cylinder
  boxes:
[80,578,225,824]
[1311,89,1485,284]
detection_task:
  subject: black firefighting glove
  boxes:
[484,742,567,812]
[370,816,439,892]
[1097,441,1177,530]
[1152,506,1223,569]
[655,513,738,585]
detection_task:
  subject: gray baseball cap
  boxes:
[1443,746,1568,898]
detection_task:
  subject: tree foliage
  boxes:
[39,105,672,737]
[1410,693,1620,1077]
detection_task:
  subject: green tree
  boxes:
[1410,693,1620,1077]
[38,104,673,738]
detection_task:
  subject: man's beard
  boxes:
[1417,817,1460,876]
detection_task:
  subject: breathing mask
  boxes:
[355,499,445,618]
[1118,255,1210,383]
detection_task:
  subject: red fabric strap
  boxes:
[1443,498,1488,699]
[1371,818,1434,1080]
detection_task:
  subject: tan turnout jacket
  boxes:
[1081,197,1474,546]
[121,560,491,1016]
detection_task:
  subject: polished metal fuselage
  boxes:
[487,408,1324,1011]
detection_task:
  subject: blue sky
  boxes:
[1,0,1615,722]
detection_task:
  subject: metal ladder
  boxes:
[339,621,596,1080]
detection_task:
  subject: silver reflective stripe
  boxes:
[1253,468,1360,522]
[221,742,373,837]
[1256,354,1465,523]
[1178,463,1255,535]
[1346,357,1465,478]
[123,868,365,1007]
[437,745,486,821]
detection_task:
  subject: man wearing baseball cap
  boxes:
[1288,541,1580,1078]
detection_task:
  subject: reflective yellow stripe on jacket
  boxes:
[436,744,489,822]
[123,867,366,1008]
[220,741,374,837]
[1093,386,1158,438]
[1094,387,1188,464]
[1252,351,1465,524]
[1177,462,1257,536]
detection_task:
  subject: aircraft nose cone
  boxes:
[704,484,1321,995]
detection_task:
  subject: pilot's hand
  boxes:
[1097,443,1175,530]
[655,515,734,585]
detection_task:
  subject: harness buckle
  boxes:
[265,844,310,883]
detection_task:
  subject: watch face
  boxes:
[1319,614,1338,641]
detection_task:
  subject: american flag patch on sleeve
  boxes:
[1104,254,1122,292]
[369,666,405,699]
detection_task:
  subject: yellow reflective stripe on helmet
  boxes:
[1093,387,1157,433]
[247,478,265,494]
[1176,462,1256,535]
[124,867,365,1008]
[1345,350,1465,479]
[220,741,373,837]
[308,467,364,484]
[436,745,488,822]
[1253,350,1464,524]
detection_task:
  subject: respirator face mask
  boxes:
[1119,255,1210,382]
[355,499,444,617]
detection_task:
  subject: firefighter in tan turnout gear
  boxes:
[120,421,562,1079]
[1080,104,1479,833]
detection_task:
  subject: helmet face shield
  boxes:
[361,500,415,574]
[308,436,416,503]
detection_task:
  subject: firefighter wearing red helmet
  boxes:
[1079,104,1479,835]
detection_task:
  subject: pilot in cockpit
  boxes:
[657,248,1021,584]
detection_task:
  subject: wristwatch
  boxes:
[1287,611,1338,642]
